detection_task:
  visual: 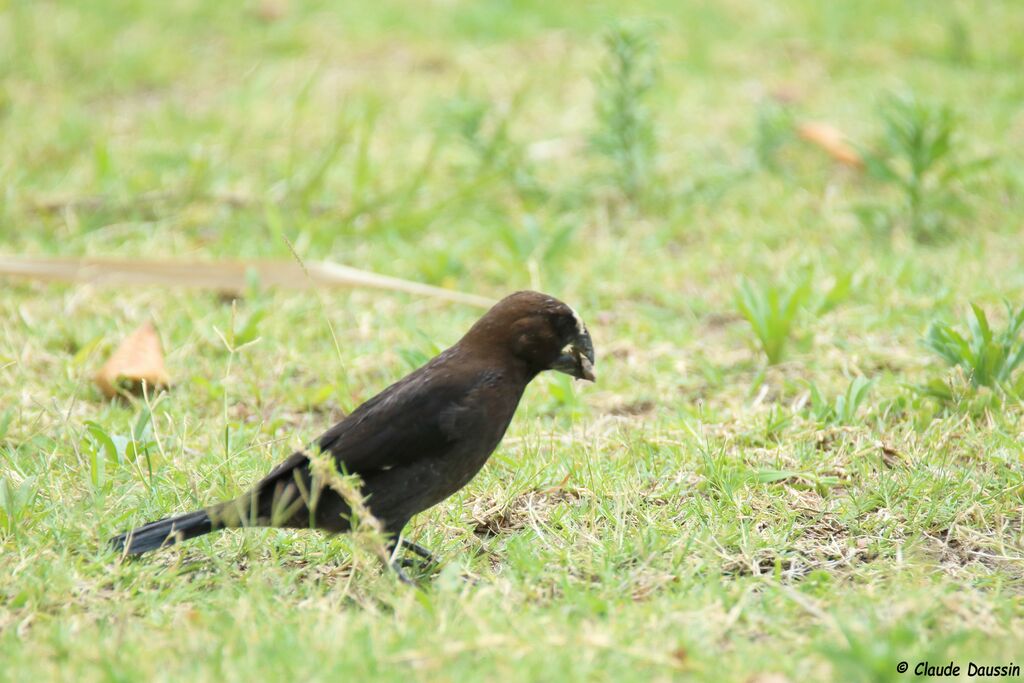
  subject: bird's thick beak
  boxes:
[551,329,596,382]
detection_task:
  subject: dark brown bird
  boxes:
[109,291,595,578]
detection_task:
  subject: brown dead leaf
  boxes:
[796,121,863,169]
[95,322,170,399]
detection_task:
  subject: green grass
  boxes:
[923,302,1024,389]
[2,1,1024,680]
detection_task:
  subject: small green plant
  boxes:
[735,275,813,364]
[857,93,988,243]
[0,472,37,537]
[216,271,268,352]
[922,302,1024,389]
[807,376,874,425]
[82,410,158,491]
[913,370,1004,417]
[591,23,658,202]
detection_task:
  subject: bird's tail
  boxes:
[109,510,214,555]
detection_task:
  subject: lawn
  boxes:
[2,1,1024,681]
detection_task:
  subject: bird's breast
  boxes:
[362,375,525,525]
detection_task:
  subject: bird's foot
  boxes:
[386,538,439,584]
[399,539,438,567]
[390,561,417,586]
[395,557,424,569]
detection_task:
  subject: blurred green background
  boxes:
[1,1,1023,681]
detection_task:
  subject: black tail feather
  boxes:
[109,510,214,555]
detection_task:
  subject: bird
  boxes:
[108,290,596,581]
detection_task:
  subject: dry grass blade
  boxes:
[0,255,494,308]
[305,450,389,564]
[94,321,170,399]
[796,121,863,169]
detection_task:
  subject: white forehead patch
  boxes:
[568,305,586,335]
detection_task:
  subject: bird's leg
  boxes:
[399,539,437,566]
[381,531,422,585]
[382,540,417,585]
[384,535,437,582]
[390,560,416,585]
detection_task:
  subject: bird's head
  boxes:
[463,291,596,382]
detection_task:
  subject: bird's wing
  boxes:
[313,357,482,474]
[246,359,499,526]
